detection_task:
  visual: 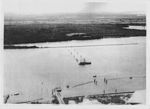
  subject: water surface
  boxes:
[4,37,146,102]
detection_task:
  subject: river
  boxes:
[4,36,146,103]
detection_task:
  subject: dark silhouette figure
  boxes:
[93,75,97,85]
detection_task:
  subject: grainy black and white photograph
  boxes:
[3,0,146,104]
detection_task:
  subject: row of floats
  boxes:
[67,48,91,66]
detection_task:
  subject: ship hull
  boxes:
[79,62,91,65]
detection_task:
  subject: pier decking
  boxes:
[61,75,145,98]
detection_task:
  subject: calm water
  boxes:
[4,37,146,102]
[124,25,146,30]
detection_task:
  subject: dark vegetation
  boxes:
[4,13,146,46]
[4,23,146,45]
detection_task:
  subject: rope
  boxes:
[72,81,93,88]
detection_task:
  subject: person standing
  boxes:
[104,78,108,85]
[93,75,97,85]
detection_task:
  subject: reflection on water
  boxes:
[4,37,146,102]
[124,25,146,30]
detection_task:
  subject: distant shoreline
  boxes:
[4,39,141,49]
[4,45,39,49]
[4,23,146,46]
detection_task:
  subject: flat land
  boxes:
[4,14,146,45]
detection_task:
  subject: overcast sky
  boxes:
[3,0,146,15]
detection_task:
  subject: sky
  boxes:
[3,0,147,15]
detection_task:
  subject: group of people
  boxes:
[93,75,108,85]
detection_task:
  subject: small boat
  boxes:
[78,58,91,65]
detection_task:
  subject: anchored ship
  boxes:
[78,58,91,65]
